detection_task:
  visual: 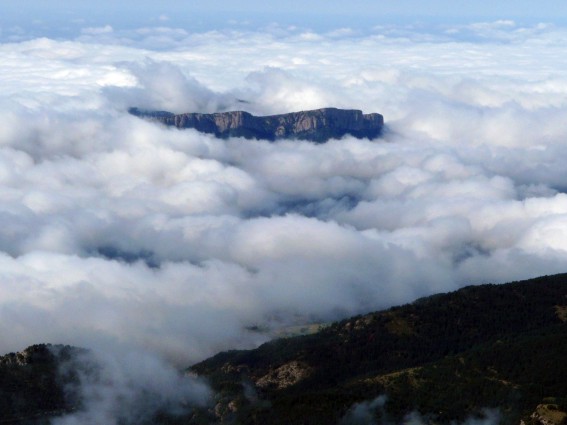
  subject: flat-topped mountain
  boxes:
[129,107,384,142]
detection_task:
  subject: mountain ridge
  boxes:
[188,274,567,424]
[3,273,567,424]
[129,107,384,142]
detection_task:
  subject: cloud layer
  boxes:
[2,23,567,377]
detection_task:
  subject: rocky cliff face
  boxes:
[129,107,384,142]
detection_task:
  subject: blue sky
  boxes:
[3,0,567,37]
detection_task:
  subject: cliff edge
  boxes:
[129,107,384,142]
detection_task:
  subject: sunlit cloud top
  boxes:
[1,0,567,394]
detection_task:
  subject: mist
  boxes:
[51,347,211,425]
[2,19,567,422]
[340,396,500,425]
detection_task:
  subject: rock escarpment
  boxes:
[129,107,384,142]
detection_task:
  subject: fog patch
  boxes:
[340,397,500,425]
[340,395,388,425]
[52,347,211,425]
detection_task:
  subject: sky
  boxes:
[4,0,567,39]
[3,2,567,423]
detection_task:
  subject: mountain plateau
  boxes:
[129,107,384,142]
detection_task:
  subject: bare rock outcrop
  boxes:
[529,404,567,425]
[129,107,384,142]
[255,360,312,390]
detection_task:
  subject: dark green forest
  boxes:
[190,274,567,424]
[3,273,567,424]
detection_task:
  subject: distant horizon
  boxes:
[3,0,567,41]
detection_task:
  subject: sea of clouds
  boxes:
[2,19,567,421]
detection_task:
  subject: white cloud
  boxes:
[2,23,567,418]
[82,25,114,35]
[52,347,211,425]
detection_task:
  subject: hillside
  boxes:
[0,344,82,424]
[2,274,567,424]
[188,274,567,424]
